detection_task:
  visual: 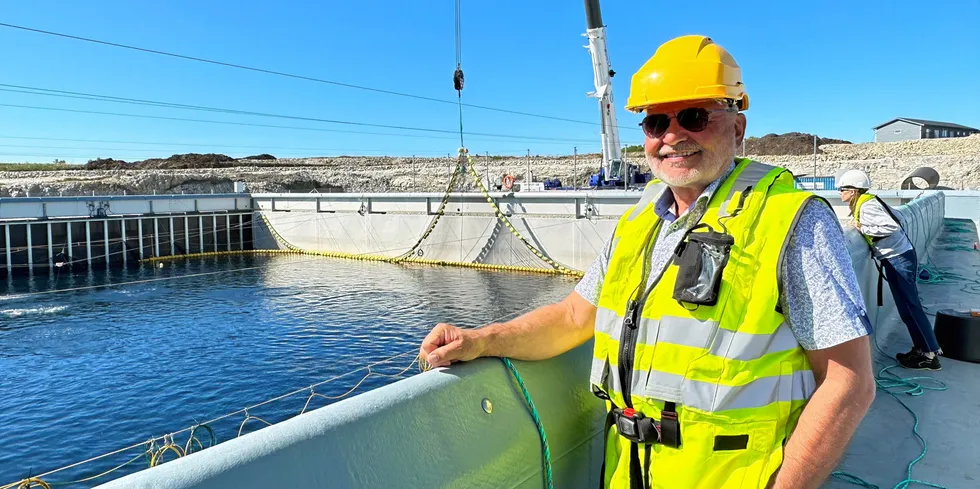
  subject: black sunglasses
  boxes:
[639,107,736,139]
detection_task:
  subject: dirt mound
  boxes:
[138,153,236,169]
[744,132,851,156]
[85,158,132,170]
[85,153,236,170]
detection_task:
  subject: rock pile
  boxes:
[0,135,977,196]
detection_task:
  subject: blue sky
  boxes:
[0,0,977,163]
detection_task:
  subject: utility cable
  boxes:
[0,22,641,131]
[0,135,531,156]
[0,102,599,146]
[0,88,602,145]
[0,142,455,157]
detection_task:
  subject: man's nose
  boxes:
[658,116,689,146]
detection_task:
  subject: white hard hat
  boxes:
[838,169,871,190]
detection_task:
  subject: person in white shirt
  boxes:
[838,169,942,370]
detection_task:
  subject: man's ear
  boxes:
[735,113,747,146]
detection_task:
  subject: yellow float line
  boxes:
[142,246,581,277]
[141,173,585,279]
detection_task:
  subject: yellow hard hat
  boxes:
[625,35,749,113]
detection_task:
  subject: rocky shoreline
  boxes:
[1,136,977,196]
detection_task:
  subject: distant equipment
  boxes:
[898,167,941,190]
[582,0,651,189]
[543,178,563,190]
[589,165,653,188]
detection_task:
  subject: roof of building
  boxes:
[873,118,980,131]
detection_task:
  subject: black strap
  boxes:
[599,409,615,489]
[877,267,884,307]
[624,403,682,489]
[864,195,914,250]
[643,444,652,489]
[659,402,681,448]
[872,257,886,307]
[629,443,644,489]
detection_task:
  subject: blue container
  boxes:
[795,176,836,190]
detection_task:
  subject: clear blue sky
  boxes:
[1,0,977,163]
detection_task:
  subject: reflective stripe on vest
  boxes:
[593,312,811,412]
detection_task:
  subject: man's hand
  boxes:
[418,291,598,369]
[420,323,487,368]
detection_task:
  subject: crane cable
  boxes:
[453,0,465,149]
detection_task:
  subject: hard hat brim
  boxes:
[626,93,748,113]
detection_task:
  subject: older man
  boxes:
[420,35,875,489]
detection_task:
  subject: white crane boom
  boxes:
[583,0,624,185]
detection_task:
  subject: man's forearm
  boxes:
[474,299,594,361]
[771,377,875,489]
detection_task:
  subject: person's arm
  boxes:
[769,338,876,489]
[420,236,611,368]
[858,199,900,237]
[420,290,597,367]
[772,199,877,488]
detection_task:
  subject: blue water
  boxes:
[0,255,576,487]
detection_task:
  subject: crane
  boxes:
[583,0,623,186]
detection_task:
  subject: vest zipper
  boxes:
[618,223,661,409]
[617,219,685,409]
[619,299,640,408]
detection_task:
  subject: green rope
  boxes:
[501,358,553,489]
[917,263,969,284]
[830,319,948,489]
[942,222,974,234]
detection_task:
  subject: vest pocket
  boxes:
[705,418,776,489]
[643,416,776,489]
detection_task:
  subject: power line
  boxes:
[0,135,595,154]
[0,144,463,158]
[0,84,599,143]
[0,22,641,131]
[0,102,602,146]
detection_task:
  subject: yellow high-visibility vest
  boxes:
[591,158,825,489]
[853,192,879,246]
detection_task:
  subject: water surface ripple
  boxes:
[0,254,576,487]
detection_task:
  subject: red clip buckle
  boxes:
[622,408,636,418]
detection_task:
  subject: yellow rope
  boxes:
[241,149,584,278]
[0,478,50,489]
[391,152,466,262]
[462,151,579,276]
[148,442,184,468]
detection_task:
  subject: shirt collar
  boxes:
[654,160,738,224]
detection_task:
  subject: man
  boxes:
[420,35,876,489]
